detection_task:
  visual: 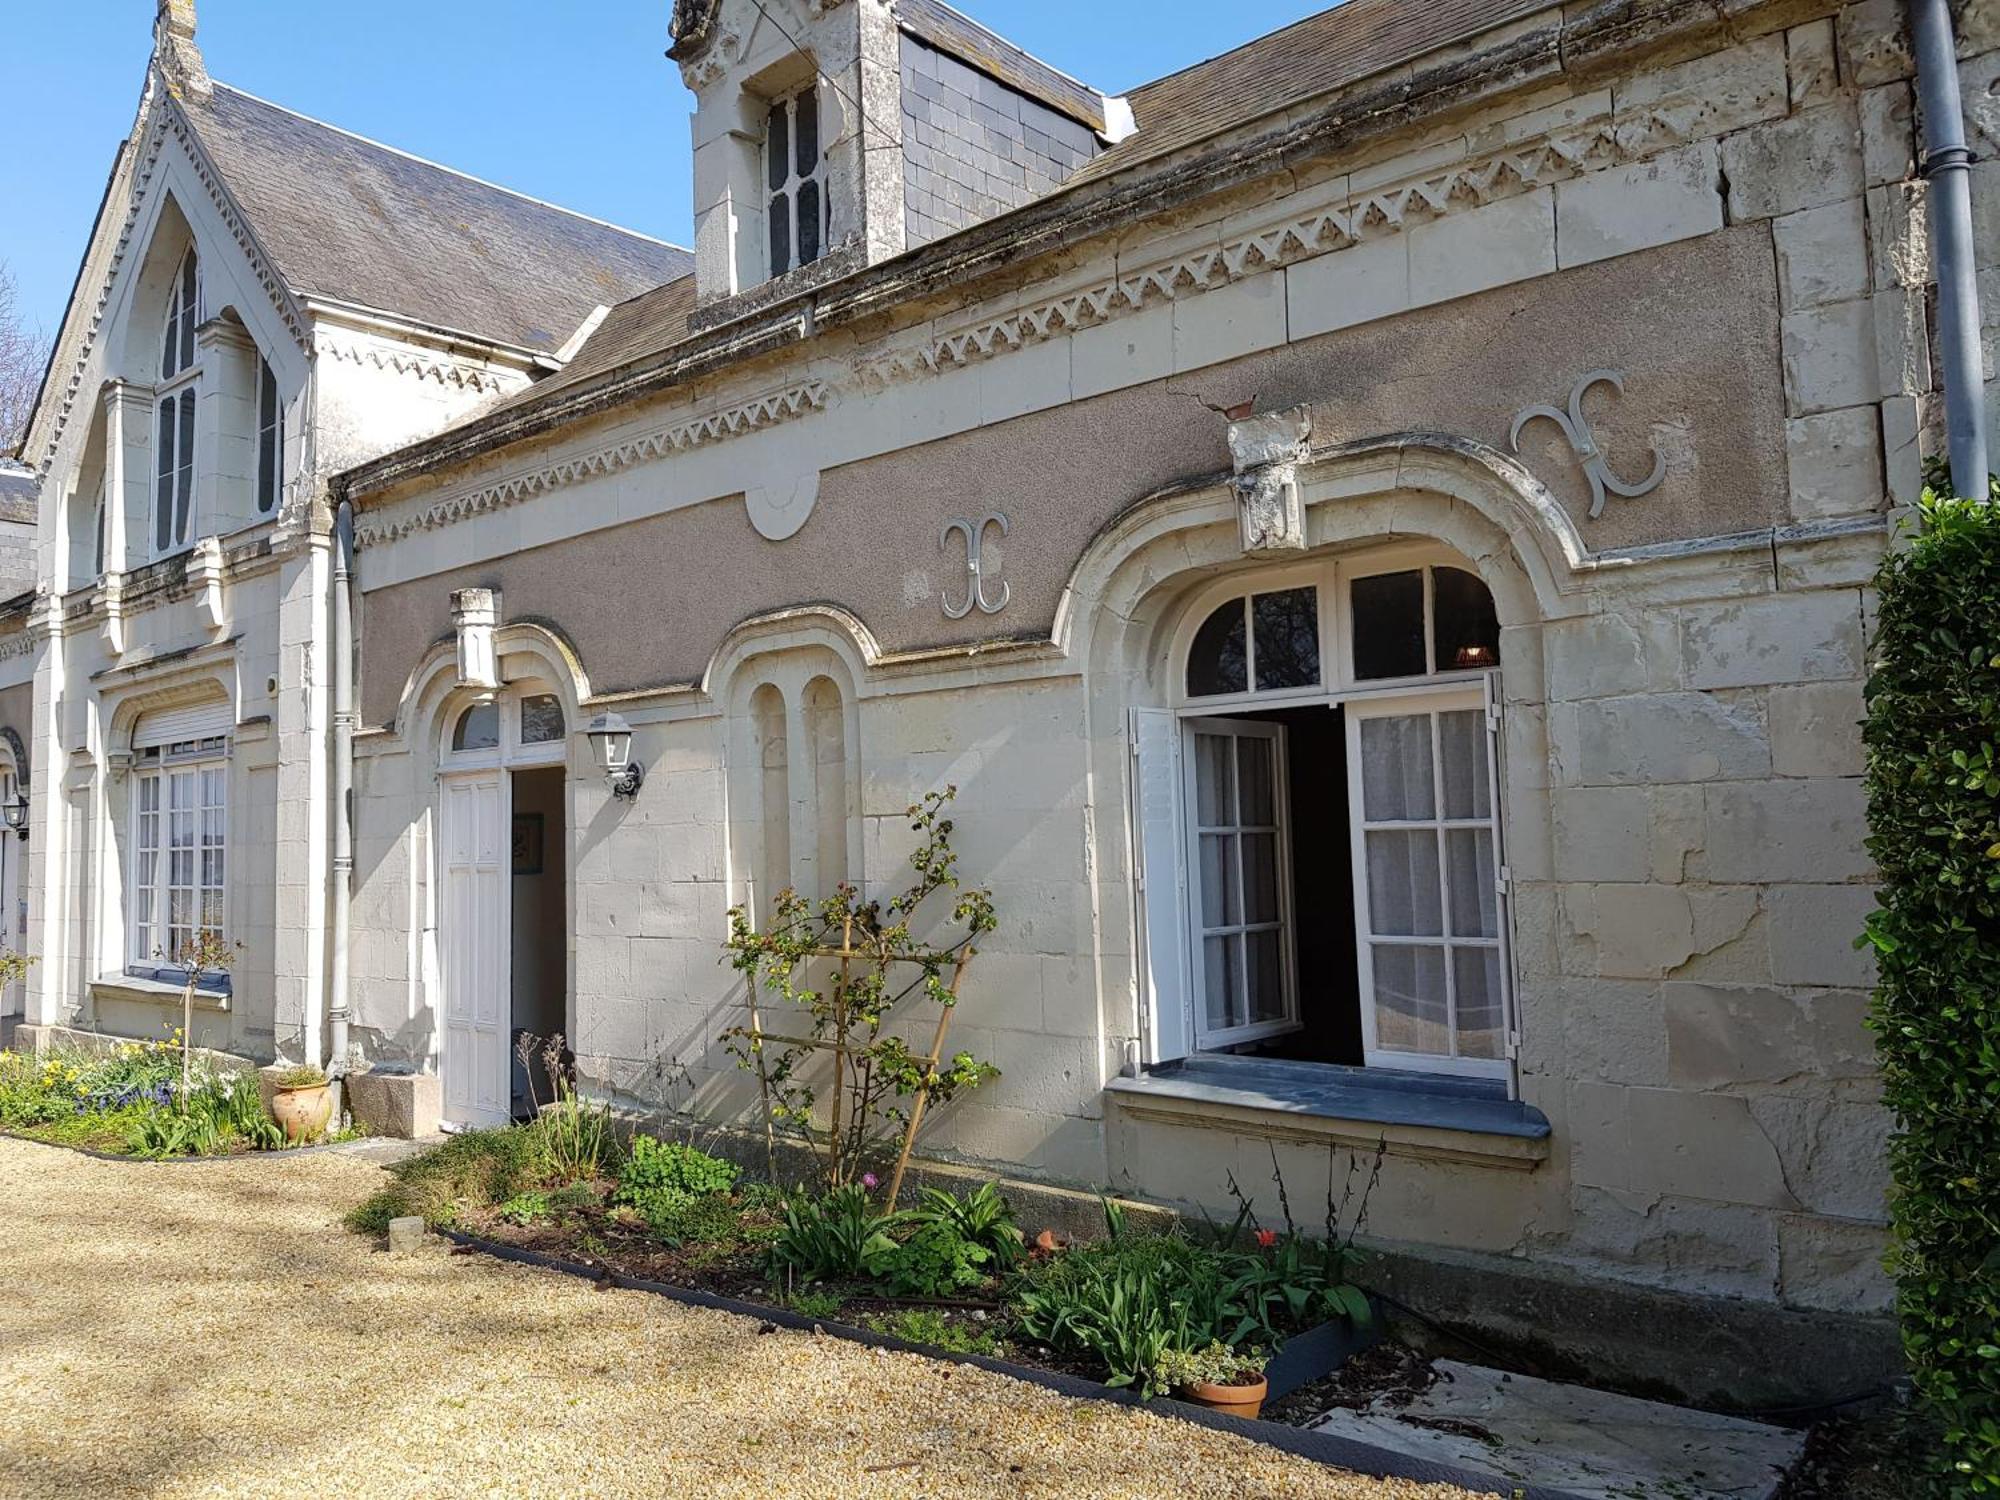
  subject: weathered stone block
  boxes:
[1773,200,1868,309]
[1766,884,1878,986]
[1552,692,1770,786]
[1551,786,1650,883]
[1544,612,1680,703]
[1859,84,1915,187]
[1554,1185,1781,1302]
[387,1215,428,1255]
[1553,143,1722,268]
[1553,977,1669,1086]
[1778,1215,1893,1313]
[1286,232,1410,340]
[1786,408,1884,520]
[1746,1095,1891,1221]
[1781,299,1879,415]
[1613,34,1788,139]
[1787,19,1839,108]
[1664,982,1874,1090]
[1680,592,1863,690]
[1835,0,1912,88]
[1571,1082,1801,1210]
[1720,106,1863,221]
[1694,778,1872,883]
[1408,189,1554,307]
[1768,680,1865,777]
[1563,883,1759,980]
[343,1068,442,1140]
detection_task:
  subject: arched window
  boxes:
[255,356,282,514]
[1149,550,1510,1080]
[441,687,569,767]
[451,701,500,753]
[153,248,201,555]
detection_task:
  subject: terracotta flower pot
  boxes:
[1181,1373,1268,1421]
[271,1082,333,1143]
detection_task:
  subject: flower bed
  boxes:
[0,1036,342,1157]
[350,1113,1381,1408]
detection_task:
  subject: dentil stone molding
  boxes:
[314,334,525,395]
[352,380,831,548]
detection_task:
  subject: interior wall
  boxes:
[509,767,566,1102]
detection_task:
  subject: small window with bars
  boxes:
[766,83,827,278]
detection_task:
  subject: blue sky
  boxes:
[1,1,1329,339]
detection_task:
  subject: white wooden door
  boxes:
[440,771,510,1127]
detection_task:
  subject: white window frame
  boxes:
[1343,688,1507,1079]
[1181,716,1298,1049]
[764,81,828,279]
[127,735,229,984]
[151,247,202,559]
[1156,544,1515,1082]
[440,685,570,773]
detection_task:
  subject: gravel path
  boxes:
[0,1136,1483,1499]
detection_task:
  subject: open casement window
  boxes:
[1183,717,1296,1048]
[1136,548,1517,1084]
[128,703,231,987]
[766,83,827,278]
[152,248,201,556]
[1343,689,1511,1078]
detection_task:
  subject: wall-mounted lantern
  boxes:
[585,711,645,801]
[1,791,26,837]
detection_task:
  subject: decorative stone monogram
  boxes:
[940,513,1010,619]
[1227,406,1312,553]
[1509,369,1665,520]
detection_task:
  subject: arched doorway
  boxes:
[436,685,570,1128]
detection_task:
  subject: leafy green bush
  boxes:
[1864,476,2000,1495]
[874,1219,992,1296]
[767,1184,900,1281]
[612,1135,742,1242]
[906,1183,1023,1269]
[865,1307,1004,1357]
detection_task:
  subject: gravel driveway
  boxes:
[0,1136,1482,1499]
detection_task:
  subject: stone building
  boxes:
[17,0,1999,1402]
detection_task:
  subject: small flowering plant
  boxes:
[1151,1340,1268,1393]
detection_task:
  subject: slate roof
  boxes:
[185,84,693,354]
[491,274,699,414]
[1070,0,1552,184]
[895,0,1108,134]
[0,463,38,526]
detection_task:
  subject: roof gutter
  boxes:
[1910,0,1989,497]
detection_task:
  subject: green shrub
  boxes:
[767,1184,899,1282]
[874,1218,992,1297]
[1865,476,2000,1495]
[906,1183,1023,1270]
[612,1135,742,1243]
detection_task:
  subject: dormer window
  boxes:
[153,248,201,556]
[766,83,826,277]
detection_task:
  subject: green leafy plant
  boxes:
[612,1135,743,1243]
[907,1182,1023,1270]
[784,1288,844,1319]
[498,1191,552,1226]
[1012,1251,1182,1395]
[722,787,999,1193]
[875,1218,993,1297]
[1863,471,2000,1495]
[1151,1339,1268,1393]
[766,1184,901,1282]
[866,1307,1004,1357]
[516,1032,611,1184]
[273,1063,327,1088]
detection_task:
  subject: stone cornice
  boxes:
[313,331,526,395]
[351,380,830,548]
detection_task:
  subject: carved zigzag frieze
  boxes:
[314,336,523,394]
[352,380,829,548]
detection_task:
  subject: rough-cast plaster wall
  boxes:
[358,226,1785,724]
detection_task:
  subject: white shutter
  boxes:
[132,699,233,748]
[1131,708,1193,1065]
[1483,671,1523,1099]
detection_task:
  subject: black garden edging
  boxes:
[441,1227,1586,1500]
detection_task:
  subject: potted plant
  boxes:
[269,1062,333,1143]
[1153,1341,1270,1420]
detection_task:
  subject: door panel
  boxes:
[440,772,509,1126]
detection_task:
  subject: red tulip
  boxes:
[1255,1228,1278,1248]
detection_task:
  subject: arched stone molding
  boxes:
[104,670,236,772]
[391,619,594,753]
[0,726,28,789]
[701,604,878,705]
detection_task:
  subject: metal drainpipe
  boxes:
[1911,0,1990,497]
[328,494,355,1077]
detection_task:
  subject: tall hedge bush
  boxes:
[1864,476,2000,1494]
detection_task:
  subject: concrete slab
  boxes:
[1308,1359,1806,1498]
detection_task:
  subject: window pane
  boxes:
[1359,715,1435,821]
[1186,600,1247,697]
[1204,933,1241,1031]
[175,391,196,540]
[796,178,821,265]
[1438,710,1489,819]
[769,192,791,275]
[452,702,499,752]
[1193,732,1234,825]
[258,361,279,513]
[1246,928,1285,1025]
[1446,827,1497,938]
[155,403,175,552]
[258,425,276,513]
[1433,566,1500,672]
[766,102,789,191]
[1351,569,1426,680]
[1241,831,1278,923]
[1251,587,1319,690]
[178,253,198,371]
[795,87,819,173]
[1198,832,1238,927]
[520,694,565,744]
[1238,735,1274,825]
[1453,946,1505,1058]
[1365,829,1442,936]
[1372,944,1448,1055]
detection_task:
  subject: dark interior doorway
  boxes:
[509,765,567,1118]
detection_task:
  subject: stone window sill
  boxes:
[1105,1054,1550,1169]
[90,974,231,1014]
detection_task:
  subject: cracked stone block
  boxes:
[1553,141,1723,267]
[1665,982,1875,1090]
[1779,1214,1893,1313]
[1572,1082,1801,1210]
[1786,408,1885,520]
[1859,82,1916,187]
[1564,883,1760,981]
[1556,1183,1782,1301]
[1781,298,1880,415]
[1544,612,1680,703]
[1552,692,1770,786]
[1721,104,1864,221]
[1773,200,1869,309]
[1746,1095,1892,1221]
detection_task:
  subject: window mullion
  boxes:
[1429,711,1458,1057]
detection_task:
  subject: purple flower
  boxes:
[861,1172,879,1190]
